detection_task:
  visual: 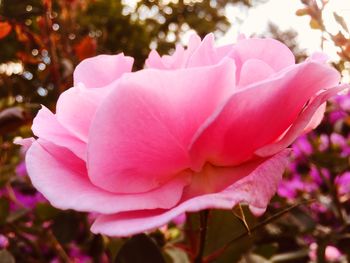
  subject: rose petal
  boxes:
[255,85,347,157]
[186,33,202,54]
[186,33,217,67]
[55,84,110,141]
[145,50,165,69]
[88,58,236,193]
[145,34,202,69]
[13,137,35,150]
[32,106,86,160]
[216,43,234,59]
[231,38,295,73]
[303,102,326,133]
[189,62,340,170]
[238,59,275,87]
[73,53,133,88]
[307,52,330,63]
[159,44,186,69]
[26,140,191,214]
[146,34,223,69]
[91,149,290,236]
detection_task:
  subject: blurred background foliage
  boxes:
[0,0,350,262]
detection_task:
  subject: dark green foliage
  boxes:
[115,234,166,263]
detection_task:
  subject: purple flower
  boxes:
[335,172,350,197]
[328,110,346,124]
[333,92,350,112]
[278,175,306,199]
[292,135,313,158]
[70,244,94,263]
[12,190,46,210]
[172,213,186,225]
[330,133,346,147]
[330,133,350,157]
[0,234,9,249]
[15,161,27,177]
[309,242,342,262]
[319,134,329,152]
[310,166,330,185]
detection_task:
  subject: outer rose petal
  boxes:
[255,85,347,157]
[26,140,191,214]
[91,149,290,236]
[13,137,35,151]
[146,34,202,69]
[146,36,294,73]
[303,102,326,132]
[186,33,218,67]
[32,106,86,160]
[185,33,202,57]
[230,38,295,74]
[146,34,228,69]
[145,50,166,69]
[73,53,133,88]
[55,84,110,141]
[307,52,330,63]
[189,61,340,170]
[88,58,236,193]
[159,44,186,69]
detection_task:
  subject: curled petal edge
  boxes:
[91,149,291,237]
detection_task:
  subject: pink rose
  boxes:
[23,34,344,236]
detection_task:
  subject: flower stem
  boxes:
[194,210,209,263]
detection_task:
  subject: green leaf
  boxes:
[295,8,309,16]
[333,12,349,33]
[238,253,270,263]
[52,211,81,244]
[164,247,191,263]
[6,208,29,223]
[0,250,15,263]
[204,201,314,263]
[203,209,257,263]
[89,234,105,261]
[254,243,278,259]
[0,106,27,135]
[107,238,125,261]
[34,203,59,221]
[114,234,166,263]
[270,249,309,262]
[310,19,322,30]
[0,174,9,188]
[0,197,10,225]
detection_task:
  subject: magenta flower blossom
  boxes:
[336,172,350,198]
[15,161,27,177]
[277,166,322,201]
[277,175,305,199]
[291,134,313,157]
[333,90,350,112]
[330,133,350,156]
[329,91,350,123]
[329,110,346,124]
[13,191,45,209]
[319,134,329,152]
[309,243,342,262]
[0,234,9,249]
[21,34,345,236]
